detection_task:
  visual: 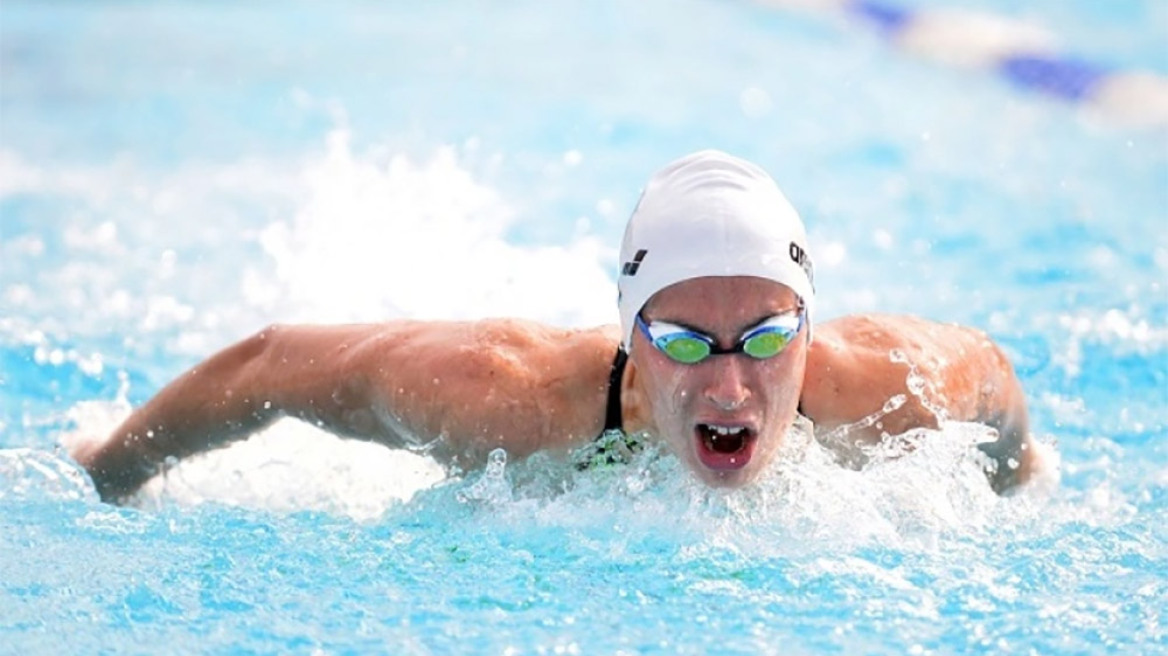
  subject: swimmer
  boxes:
[69,150,1042,502]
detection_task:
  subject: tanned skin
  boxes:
[71,277,1038,502]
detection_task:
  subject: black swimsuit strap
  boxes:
[604,347,628,432]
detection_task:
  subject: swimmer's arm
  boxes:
[800,315,1037,492]
[71,324,399,501]
[336,319,616,466]
[73,321,616,501]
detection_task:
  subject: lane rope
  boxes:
[756,0,1168,126]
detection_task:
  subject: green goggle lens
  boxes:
[658,335,712,364]
[741,330,791,359]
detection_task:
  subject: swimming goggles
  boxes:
[635,301,806,365]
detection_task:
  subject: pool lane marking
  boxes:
[753,0,1168,127]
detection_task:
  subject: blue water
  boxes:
[2,1,1166,653]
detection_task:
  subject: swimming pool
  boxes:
[2,0,1165,653]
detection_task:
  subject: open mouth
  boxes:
[694,423,756,471]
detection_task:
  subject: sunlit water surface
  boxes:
[1,1,1165,653]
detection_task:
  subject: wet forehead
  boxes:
[642,276,799,333]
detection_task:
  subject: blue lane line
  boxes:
[849,0,913,35]
[998,55,1110,101]
[837,0,1148,108]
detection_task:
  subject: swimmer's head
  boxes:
[617,149,815,348]
[630,275,808,487]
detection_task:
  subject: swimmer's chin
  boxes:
[692,468,758,488]
[687,447,767,488]
[689,458,759,488]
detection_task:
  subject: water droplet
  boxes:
[487,447,507,470]
[883,395,906,413]
[456,448,513,504]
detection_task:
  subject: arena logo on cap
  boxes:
[789,242,814,288]
[622,249,648,276]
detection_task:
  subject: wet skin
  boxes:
[72,276,1038,501]
[623,277,807,487]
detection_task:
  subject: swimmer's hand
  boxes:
[63,433,102,471]
[58,398,135,496]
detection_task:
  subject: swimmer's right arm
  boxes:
[72,321,617,502]
[72,324,339,501]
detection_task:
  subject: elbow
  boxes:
[195,324,287,420]
[228,324,286,381]
[192,324,285,377]
[248,323,286,358]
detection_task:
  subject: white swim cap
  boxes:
[617,150,815,348]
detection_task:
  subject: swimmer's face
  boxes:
[630,276,808,487]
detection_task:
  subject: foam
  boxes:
[254,129,617,327]
[1,128,618,355]
[133,420,447,521]
[0,447,97,504]
[432,420,1068,554]
[58,397,445,521]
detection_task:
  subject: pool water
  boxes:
[2,1,1165,653]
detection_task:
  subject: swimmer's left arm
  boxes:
[800,314,1037,491]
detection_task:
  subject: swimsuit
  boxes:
[604,347,628,432]
[573,347,644,470]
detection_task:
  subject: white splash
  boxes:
[0,447,97,504]
[1,128,619,354]
[53,353,447,521]
[134,419,447,522]
[250,128,617,328]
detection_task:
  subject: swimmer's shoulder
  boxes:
[813,314,990,356]
[326,318,620,356]
[266,319,622,399]
[803,314,989,421]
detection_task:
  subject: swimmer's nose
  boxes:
[702,356,752,411]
